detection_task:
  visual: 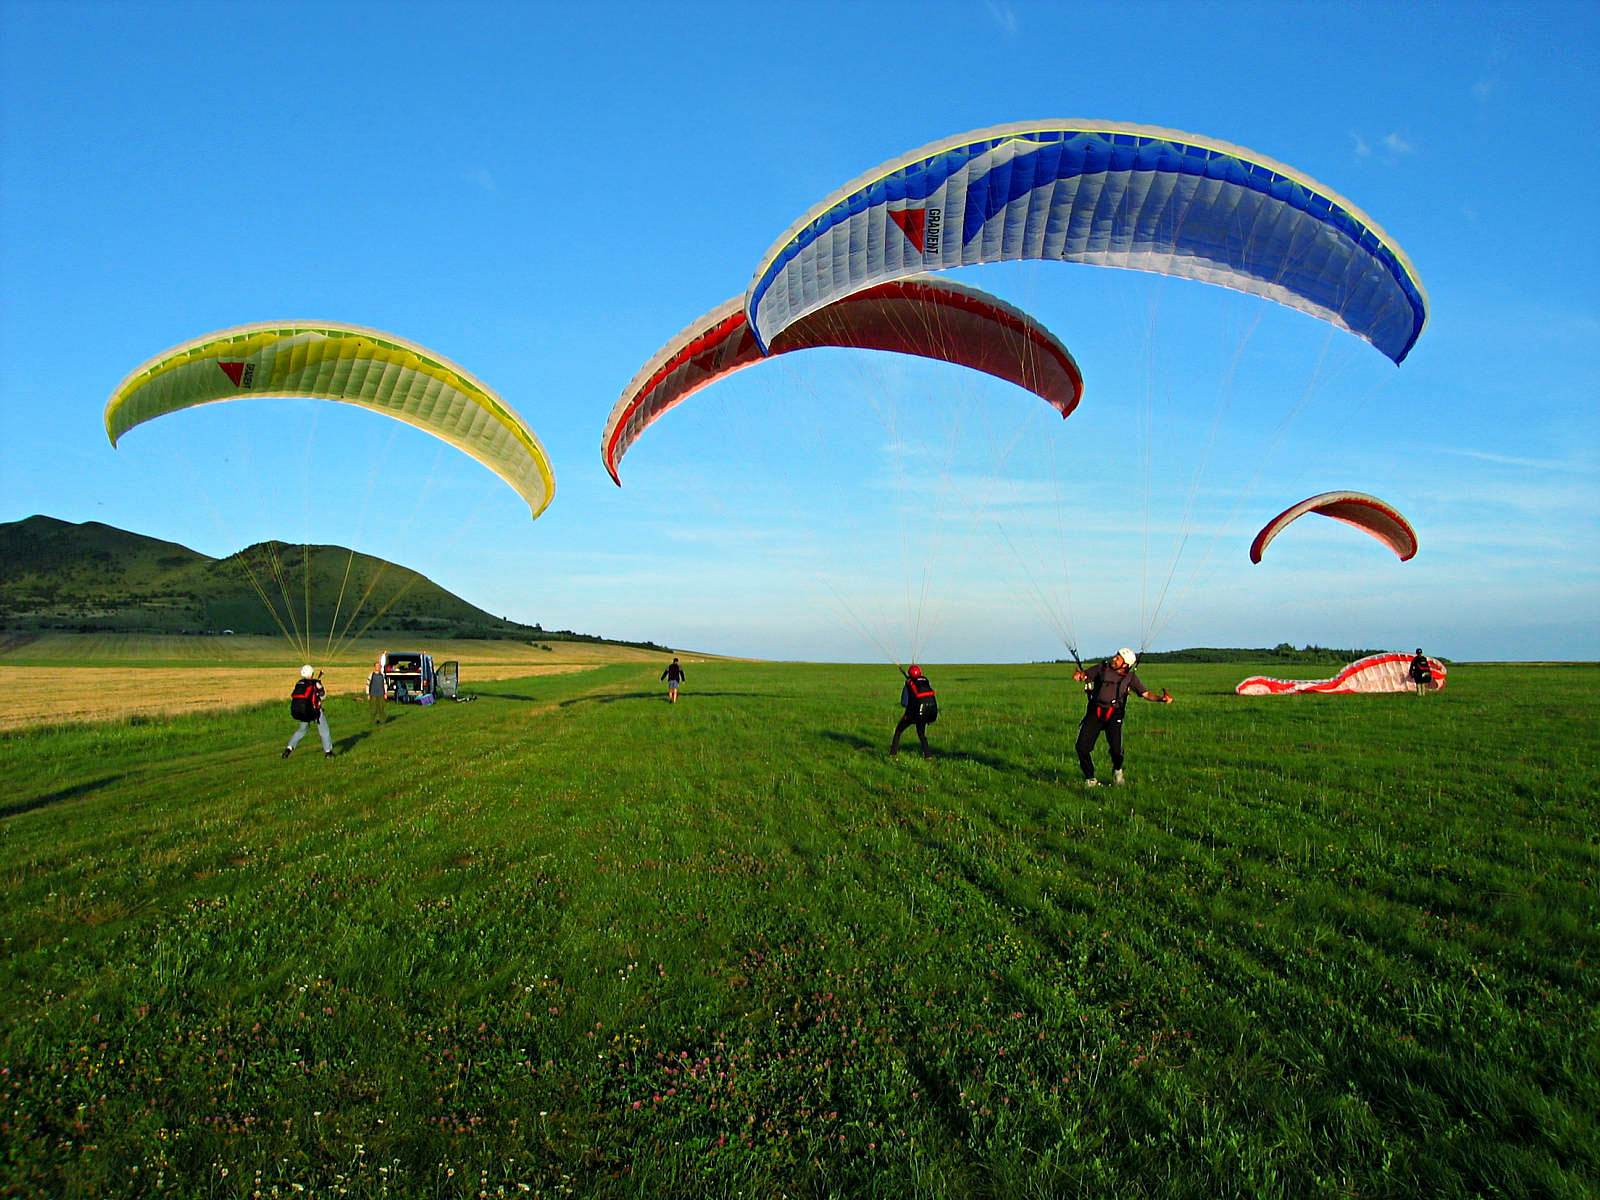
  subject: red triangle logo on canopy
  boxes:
[218,361,248,387]
[889,208,928,253]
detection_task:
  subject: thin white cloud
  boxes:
[986,0,1019,34]
[1351,130,1415,158]
[1435,446,1593,473]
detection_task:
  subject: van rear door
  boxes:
[436,661,459,699]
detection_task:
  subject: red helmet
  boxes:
[907,665,922,677]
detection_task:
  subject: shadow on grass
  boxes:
[2,776,123,820]
[816,728,1032,774]
[332,728,379,755]
[556,691,749,707]
[820,729,935,757]
[558,690,658,707]
[819,730,880,752]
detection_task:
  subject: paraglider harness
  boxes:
[1409,656,1433,687]
[1084,665,1134,723]
[905,673,938,724]
[290,675,323,722]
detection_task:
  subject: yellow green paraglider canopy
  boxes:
[105,321,553,518]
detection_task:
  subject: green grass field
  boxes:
[1,658,1595,1198]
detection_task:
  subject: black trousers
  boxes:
[1075,711,1124,779]
[892,712,930,754]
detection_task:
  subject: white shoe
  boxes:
[1113,769,1125,786]
[1084,779,1101,788]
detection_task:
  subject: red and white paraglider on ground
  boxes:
[1236,653,1446,695]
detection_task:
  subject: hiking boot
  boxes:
[281,747,292,758]
[1084,778,1101,788]
[324,751,334,759]
[1113,769,1125,786]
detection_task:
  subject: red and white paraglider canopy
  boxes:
[1249,490,1418,564]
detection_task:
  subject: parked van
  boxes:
[376,651,458,701]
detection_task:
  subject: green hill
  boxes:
[0,514,590,642]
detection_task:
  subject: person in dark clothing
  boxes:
[660,657,685,703]
[1072,648,1171,786]
[1408,648,1434,695]
[890,665,936,758]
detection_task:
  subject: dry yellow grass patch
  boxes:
[0,663,602,731]
[0,634,725,729]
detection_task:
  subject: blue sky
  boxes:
[2,0,1595,663]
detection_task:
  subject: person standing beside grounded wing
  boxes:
[1408,648,1434,696]
[1072,648,1171,786]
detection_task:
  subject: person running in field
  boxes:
[283,664,334,758]
[1072,648,1171,786]
[890,665,937,759]
[660,657,685,703]
[1408,648,1434,696]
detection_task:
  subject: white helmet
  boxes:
[300,664,315,678]
[1117,647,1138,667]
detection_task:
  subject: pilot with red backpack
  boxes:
[890,665,938,758]
[1072,648,1171,786]
[282,665,334,759]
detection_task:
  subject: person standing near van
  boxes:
[283,665,334,758]
[660,657,686,703]
[367,666,388,724]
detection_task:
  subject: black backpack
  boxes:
[290,678,320,722]
[908,675,938,723]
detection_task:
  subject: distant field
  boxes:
[0,634,713,730]
[1,654,1595,1198]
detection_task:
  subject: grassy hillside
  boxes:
[1,660,1595,1198]
[0,516,627,644]
[0,514,209,602]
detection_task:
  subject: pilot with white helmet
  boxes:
[1071,647,1171,786]
[282,664,334,759]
